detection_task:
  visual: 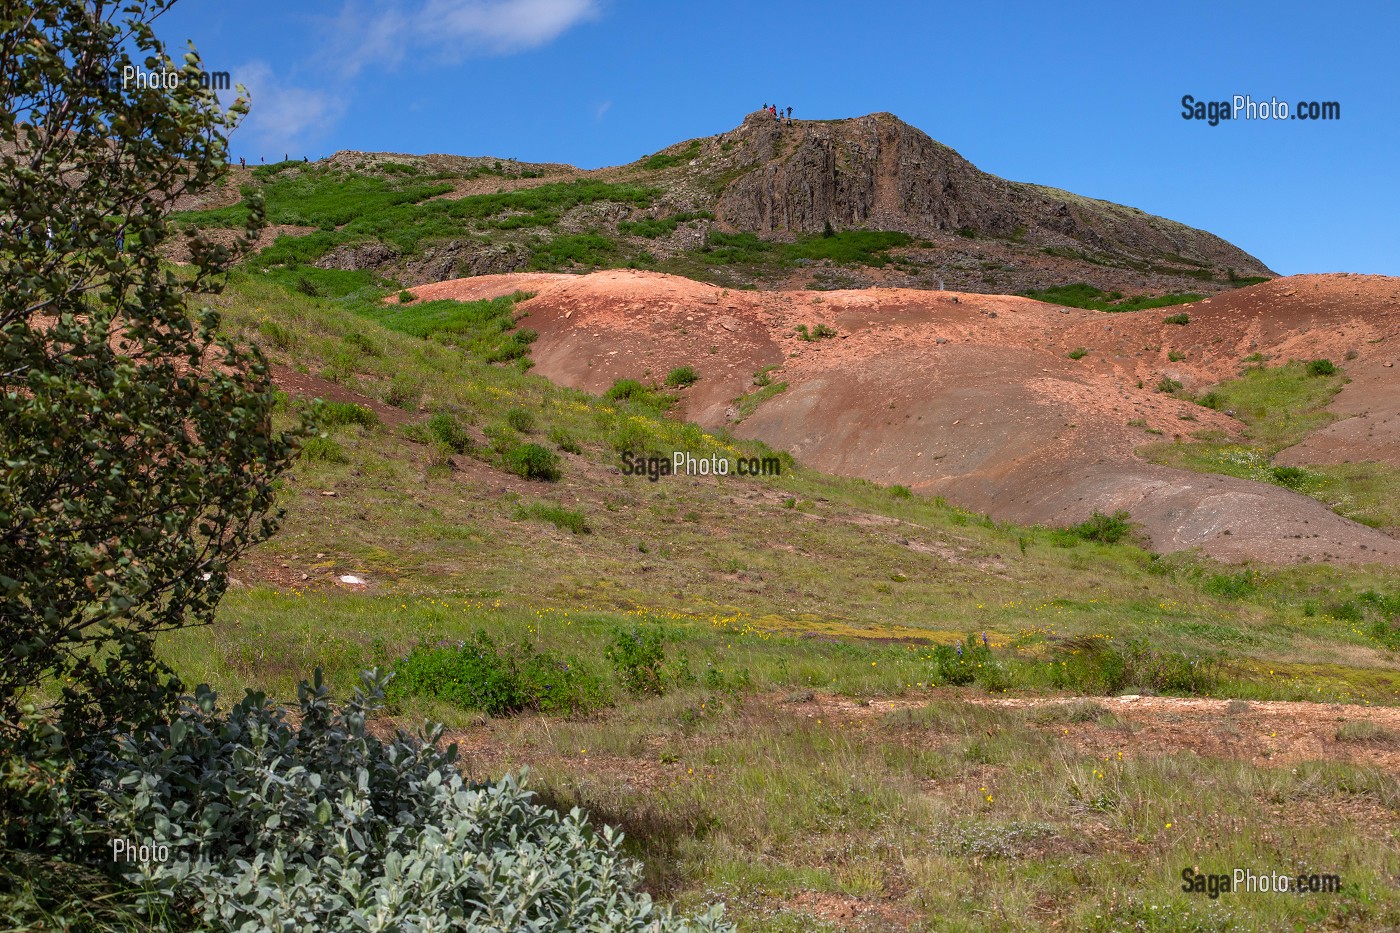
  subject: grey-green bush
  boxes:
[53,671,733,932]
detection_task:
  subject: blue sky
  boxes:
[157,0,1398,276]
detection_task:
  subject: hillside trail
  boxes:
[789,691,1400,772]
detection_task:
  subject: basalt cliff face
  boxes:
[707,112,1270,277]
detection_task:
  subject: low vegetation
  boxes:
[390,632,607,715]
[794,323,837,341]
[665,365,701,388]
[1335,719,1399,746]
[1144,360,1400,531]
[13,11,1393,930]
[147,231,1394,924]
[1021,282,1204,312]
[618,210,714,239]
[514,499,589,533]
[642,140,701,171]
[682,229,914,274]
[1064,509,1136,545]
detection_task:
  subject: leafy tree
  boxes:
[0,0,295,743]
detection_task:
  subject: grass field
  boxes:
[123,267,1400,930]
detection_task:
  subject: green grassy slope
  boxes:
[1144,359,1400,532]
[131,266,1400,932]
[177,271,1400,709]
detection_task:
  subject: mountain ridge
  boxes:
[176,111,1273,297]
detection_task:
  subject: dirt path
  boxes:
[803,691,1400,771]
[417,691,1400,786]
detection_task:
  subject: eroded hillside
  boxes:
[404,271,1399,565]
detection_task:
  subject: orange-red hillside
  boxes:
[402,271,1400,566]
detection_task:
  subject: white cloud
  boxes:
[421,0,599,53]
[228,1,599,155]
[331,0,599,77]
[230,61,348,159]
[594,99,611,121]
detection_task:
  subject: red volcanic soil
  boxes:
[400,271,1400,566]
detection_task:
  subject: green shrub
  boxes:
[665,365,700,388]
[359,291,538,365]
[606,626,668,695]
[1307,358,1337,376]
[618,210,713,239]
[343,331,380,357]
[930,638,991,686]
[390,632,607,716]
[528,233,616,270]
[1020,283,1202,312]
[784,230,911,266]
[384,373,422,409]
[258,319,297,350]
[1067,347,1088,360]
[604,378,650,402]
[1156,376,1183,394]
[641,141,700,171]
[889,484,913,498]
[603,378,674,413]
[317,400,380,429]
[503,442,562,480]
[300,435,348,463]
[426,412,473,453]
[8,673,729,931]
[398,289,414,303]
[1047,637,1217,695]
[1203,570,1260,599]
[1270,465,1311,489]
[505,407,536,432]
[1168,350,1186,362]
[514,501,589,534]
[548,426,583,454]
[609,420,660,455]
[794,323,837,341]
[1328,591,1400,650]
[1067,510,1133,544]
[485,327,537,364]
[1163,312,1191,325]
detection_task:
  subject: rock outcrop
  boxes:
[707,112,1270,276]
